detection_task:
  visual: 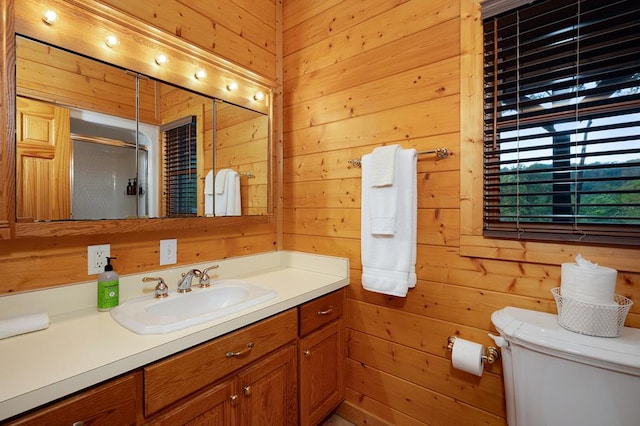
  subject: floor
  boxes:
[320,414,355,426]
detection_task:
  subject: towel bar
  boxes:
[348,147,448,168]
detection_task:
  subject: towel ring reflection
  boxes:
[348,147,448,168]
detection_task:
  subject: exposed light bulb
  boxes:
[155,54,168,65]
[105,35,119,48]
[253,91,265,101]
[42,10,57,25]
[226,82,238,91]
[194,69,207,80]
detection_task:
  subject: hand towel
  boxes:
[369,145,402,235]
[370,144,400,187]
[215,169,241,216]
[204,170,214,195]
[361,148,417,297]
[0,312,50,340]
[215,169,232,194]
[226,171,241,216]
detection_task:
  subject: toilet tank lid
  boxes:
[492,307,640,374]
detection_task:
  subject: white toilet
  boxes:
[491,307,640,426]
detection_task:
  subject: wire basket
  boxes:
[551,288,633,337]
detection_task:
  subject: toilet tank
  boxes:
[492,307,640,426]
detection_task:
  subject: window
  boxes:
[482,0,640,245]
[161,116,198,217]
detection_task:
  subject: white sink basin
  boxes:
[110,279,277,335]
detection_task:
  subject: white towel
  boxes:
[0,312,50,340]
[204,170,214,216]
[370,145,400,187]
[215,169,232,194]
[215,169,241,216]
[361,148,417,297]
[204,170,214,195]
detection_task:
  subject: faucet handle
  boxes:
[199,264,220,288]
[143,277,169,298]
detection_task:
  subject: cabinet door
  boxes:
[299,319,344,426]
[238,344,297,426]
[146,379,238,426]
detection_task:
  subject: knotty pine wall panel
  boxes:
[99,0,277,80]
[282,1,639,425]
[0,0,279,294]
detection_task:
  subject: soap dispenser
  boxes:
[97,257,119,311]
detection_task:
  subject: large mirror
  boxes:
[15,36,269,221]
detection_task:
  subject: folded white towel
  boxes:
[361,149,417,297]
[226,171,241,216]
[204,170,214,195]
[215,169,232,194]
[370,145,400,187]
[0,312,49,340]
[215,169,241,216]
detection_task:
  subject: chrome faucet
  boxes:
[177,269,202,293]
[143,277,169,298]
[198,265,219,288]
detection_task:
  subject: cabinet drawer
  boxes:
[144,309,298,417]
[299,289,344,337]
[6,372,140,426]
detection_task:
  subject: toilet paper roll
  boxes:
[561,263,617,304]
[451,338,484,376]
[0,312,50,340]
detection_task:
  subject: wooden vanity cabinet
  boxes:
[298,289,345,426]
[4,371,142,426]
[144,309,298,425]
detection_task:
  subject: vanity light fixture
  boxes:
[194,69,207,80]
[42,10,57,25]
[253,91,265,101]
[155,54,168,65]
[226,82,238,91]
[105,35,119,48]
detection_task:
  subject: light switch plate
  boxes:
[160,239,177,265]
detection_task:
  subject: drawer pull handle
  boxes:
[304,350,312,359]
[243,385,252,397]
[230,394,239,405]
[226,342,255,358]
[317,306,334,316]
[72,422,84,426]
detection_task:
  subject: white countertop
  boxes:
[0,251,350,421]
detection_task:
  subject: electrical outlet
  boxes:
[88,244,111,275]
[160,239,177,265]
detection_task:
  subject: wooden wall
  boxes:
[281,1,640,425]
[0,0,279,294]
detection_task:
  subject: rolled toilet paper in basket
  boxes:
[560,254,617,305]
[451,338,484,376]
[0,312,50,340]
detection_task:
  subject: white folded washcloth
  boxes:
[370,145,400,187]
[215,169,232,194]
[0,312,50,340]
[361,148,417,297]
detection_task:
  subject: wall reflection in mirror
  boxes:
[15,36,269,221]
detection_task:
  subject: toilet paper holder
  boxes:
[446,336,500,364]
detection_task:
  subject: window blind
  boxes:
[162,116,197,217]
[483,0,640,245]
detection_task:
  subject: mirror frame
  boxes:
[3,0,277,238]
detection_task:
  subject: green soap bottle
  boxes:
[97,257,119,311]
